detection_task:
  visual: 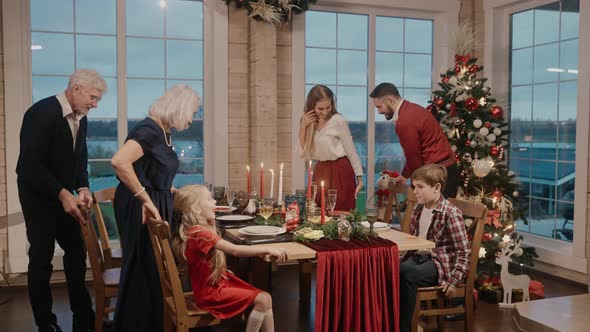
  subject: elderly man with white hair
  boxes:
[17,69,107,332]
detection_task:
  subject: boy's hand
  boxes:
[441,281,456,298]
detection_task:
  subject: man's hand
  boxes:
[393,175,408,185]
[58,189,85,223]
[77,188,93,209]
[441,281,457,298]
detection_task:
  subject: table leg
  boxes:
[299,259,312,303]
[251,257,271,291]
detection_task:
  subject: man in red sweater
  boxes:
[370,82,460,198]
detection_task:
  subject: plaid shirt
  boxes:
[409,196,471,287]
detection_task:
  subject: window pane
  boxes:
[375,16,403,52]
[31,33,74,75]
[558,81,577,121]
[76,35,117,77]
[529,198,556,238]
[561,0,579,39]
[305,11,336,48]
[337,50,367,86]
[89,77,117,119]
[512,10,534,49]
[375,52,403,87]
[174,159,205,187]
[405,19,432,53]
[166,0,203,39]
[167,40,203,79]
[511,85,532,121]
[306,48,336,85]
[532,120,557,144]
[127,38,165,78]
[559,39,578,80]
[511,48,533,85]
[31,0,73,32]
[32,76,69,102]
[88,160,118,191]
[404,54,431,88]
[533,43,559,83]
[126,0,164,37]
[338,13,367,50]
[127,79,165,120]
[534,4,560,45]
[75,0,116,34]
[554,202,573,242]
[173,121,204,159]
[87,120,117,159]
[402,88,430,107]
[337,86,367,122]
[532,83,558,121]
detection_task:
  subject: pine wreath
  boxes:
[224,0,318,25]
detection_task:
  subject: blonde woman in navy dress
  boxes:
[110,84,200,332]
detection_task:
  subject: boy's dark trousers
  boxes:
[399,254,438,332]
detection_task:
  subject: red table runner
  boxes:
[303,237,400,332]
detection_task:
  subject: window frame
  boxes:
[291,0,459,203]
[2,0,228,273]
[484,0,589,273]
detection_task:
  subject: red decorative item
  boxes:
[442,76,450,83]
[465,97,479,111]
[529,280,545,299]
[454,65,462,74]
[484,122,492,128]
[454,53,471,65]
[464,140,471,147]
[482,232,492,241]
[434,98,445,108]
[490,105,504,119]
[426,104,437,115]
[492,190,503,199]
[450,103,457,117]
[468,64,479,74]
[285,201,300,232]
[490,146,499,156]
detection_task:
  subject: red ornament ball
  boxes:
[454,65,462,74]
[442,76,450,83]
[490,105,504,119]
[468,64,479,74]
[464,140,471,147]
[434,98,445,108]
[484,122,492,128]
[426,104,437,115]
[492,190,503,199]
[482,233,492,242]
[490,146,500,156]
[465,97,479,111]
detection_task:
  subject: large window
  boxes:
[509,0,579,242]
[304,10,433,209]
[30,0,205,192]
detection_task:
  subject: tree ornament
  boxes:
[454,65,462,74]
[479,97,487,106]
[468,64,479,74]
[426,104,437,115]
[434,98,445,108]
[499,146,505,160]
[484,122,492,128]
[465,97,479,111]
[445,103,452,110]
[493,127,502,136]
[482,86,490,94]
[470,140,477,148]
[482,232,492,241]
[492,190,503,199]
[473,119,483,128]
[442,76,450,83]
[490,146,500,156]
[498,241,507,249]
[486,134,497,142]
[464,140,471,147]
[454,118,462,126]
[479,127,489,136]
[512,191,519,197]
[507,171,515,177]
[490,105,504,119]
[472,159,492,177]
[455,96,464,103]
[463,152,472,161]
[451,145,457,152]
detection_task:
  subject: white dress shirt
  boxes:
[392,98,404,124]
[56,92,85,150]
[301,114,364,176]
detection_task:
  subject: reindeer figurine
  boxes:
[495,237,531,307]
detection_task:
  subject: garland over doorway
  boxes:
[224,0,318,25]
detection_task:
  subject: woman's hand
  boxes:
[268,248,288,263]
[142,200,162,224]
[354,178,364,199]
[300,112,317,128]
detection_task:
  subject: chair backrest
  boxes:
[79,210,106,286]
[447,198,487,294]
[383,182,416,233]
[92,187,116,259]
[147,220,189,319]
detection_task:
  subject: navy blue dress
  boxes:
[113,117,179,332]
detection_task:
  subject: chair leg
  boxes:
[436,296,445,332]
[177,323,189,332]
[411,297,421,332]
[95,294,105,332]
[163,316,174,332]
[465,294,474,332]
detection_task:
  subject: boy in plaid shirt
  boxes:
[399,164,471,332]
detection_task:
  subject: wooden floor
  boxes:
[0,264,586,332]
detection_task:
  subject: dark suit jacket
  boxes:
[16,96,89,201]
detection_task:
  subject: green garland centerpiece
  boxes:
[293,209,371,242]
[224,0,318,25]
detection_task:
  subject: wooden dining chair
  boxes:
[410,198,487,332]
[146,219,221,332]
[92,187,122,269]
[78,209,120,332]
[383,181,417,234]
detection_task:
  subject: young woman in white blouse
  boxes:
[299,85,364,212]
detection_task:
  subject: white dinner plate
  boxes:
[214,206,237,213]
[361,221,391,231]
[216,214,255,222]
[239,226,286,237]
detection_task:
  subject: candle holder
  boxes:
[305,197,317,220]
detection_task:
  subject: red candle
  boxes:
[260,162,264,198]
[306,160,312,199]
[320,180,325,224]
[246,165,251,193]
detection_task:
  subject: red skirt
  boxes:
[313,157,357,212]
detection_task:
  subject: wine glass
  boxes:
[259,198,274,224]
[225,187,235,208]
[327,189,337,214]
[212,186,225,203]
[311,182,318,204]
[366,206,379,233]
[236,191,250,212]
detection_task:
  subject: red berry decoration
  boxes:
[434,98,445,108]
[490,105,504,119]
[482,233,492,242]
[468,64,478,74]
[465,97,479,111]
[484,122,492,128]
[454,65,462,74]
[426,104,437,115]
[442,76,450,83]
[490,146,499,156]
[464,140,471,147]
[492,190,503,199]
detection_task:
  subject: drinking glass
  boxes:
[366,206,379,233]
[311,182,318,202]
[236,191,250,211]
[327,189,337,214]
[225,187,235,207]
[212,186,225,202]
[259,198,274,224]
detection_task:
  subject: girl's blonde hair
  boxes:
[173,185,227,285]
[302,85,338,155]
[149,84,201,131]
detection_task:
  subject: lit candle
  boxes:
[278,163,284,205]
[260,162,265,198]
[269,169,275,199]
[320,180,325,224]
[306,160,313,199]
[246,165,251,194]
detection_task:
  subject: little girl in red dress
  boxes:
[172,185,287,332]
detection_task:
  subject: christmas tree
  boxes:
[428,50,538,276]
